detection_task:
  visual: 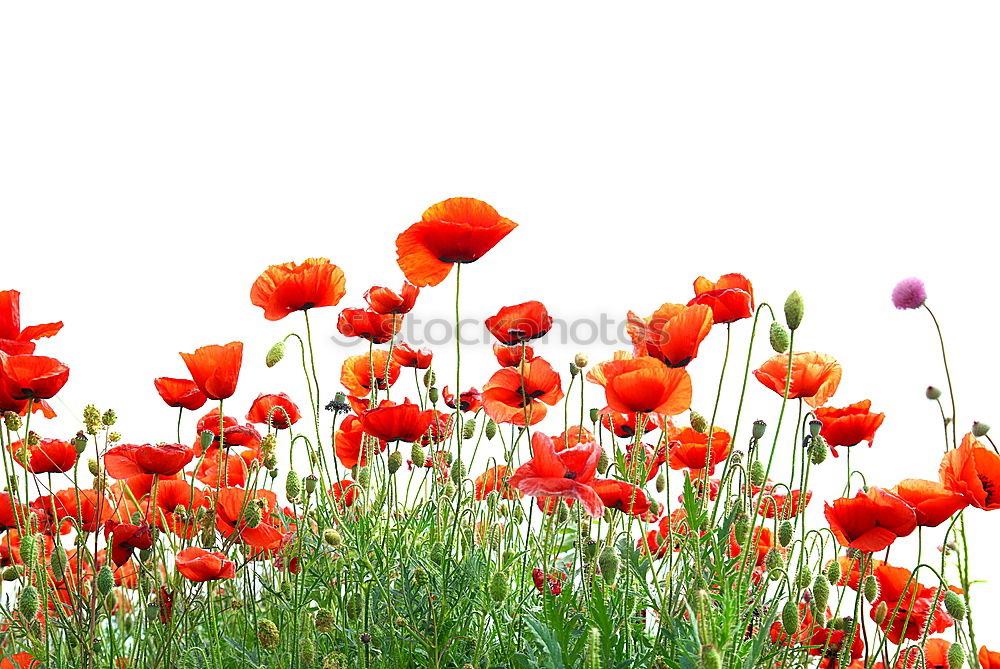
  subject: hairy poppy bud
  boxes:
[412,567,428,588]
[423,369,436,388]
[690,411,708,434]
[301,637,317,666]
[323,528,343,548]
[388,450,403,474]
[428,387,439,404]
[97,565,115,596]
[18,585,38,620]
[19,533,37,570]
[655,471,665,493]
[589,408,600,423]
[485,419,497,440]
[784,291,804,331]
[777,521,793,548]
[809,420,822,438]
[393,616,406,628]
[582,538,599,561]
[862,574,878,602]
[242,501,263,528]
[944,590,966,620]
[450,459,466,484]
[973,421,990,438]
[926,386,942,400]
[87,458,100,476]
[769,321,789,353]
[825,560,841,585]
[764,548,784,572]
[585,627,601,669]
[357,467,371,489]
[781,600,799,635]
[648,498,660,516]
[810,436,828,465]
[3,412,21,432]
[796,567,811,589]
[286,470,301,502]
[598,546,619,585]
[597,449,610,475]
[51,544,68,582]
[733,514,750,545]
[266,341,285,368]
[3,566,22,581]
[752,420,767,441]
[947,642,965,669]
[410,442,425,467]
[256,618,280,650]
[749,460,765,487]
[701,645,721,669]
[812,575,830,611]
[199,430,214,452]
[463,419,476,441]
[574,353,589,369]
[489,572,509,602]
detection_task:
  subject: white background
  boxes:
[2,2,1000,633]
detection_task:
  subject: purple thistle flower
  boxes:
[892,277,927,310]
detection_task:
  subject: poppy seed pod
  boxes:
[944,590,966,620]
[589,408,600,423]
[304,474,318,494]
[388,450,403,474]
[265,341,285,368]
[574,353,589,369]
[428,387,439,404]
[926,386,942,400]
[781,600,799,635]
[256,618,280,650]
[199,430,214,451]
[74,433,88,454]
[784,291,804,331]
[598,546,620,585]
[18,585,38,620]
[97,565,115,596]
[863,575,879,603]
[752,420,767,441]
[973,421,991,438]
[689,411,708,434]
[947,642,965,669]
[808,420,822,438]
[769,321,790,354]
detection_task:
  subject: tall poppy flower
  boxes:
[981,647,1000,669]
[250,257,347,321]
[482,358,563,427]
[32,489,111,534]
[340,351,401,397]
[587,353,692,416]
[147,479,206,537]
[589,479,650,516]
[153,377,207,411]
[667,426,731,475]
[485,301,553,345]
[753,482,812,519]
[507,432,603,517]
[361,399,434,443]
[552,426,595,452]
[871,564,955,643]
[104,443,195,479]
[180,342,243,401]
[214,488,283,549]
[0,381,56,419]
[330,480,360,508]
[246,393,301,430]
[337,308,401,344]
[494,343,534,368]
[0,290,63,355]
[753,352,842,409]
[391,342,432,369]
[335,414,387,468]
[474,466,521,500]
[175,547,236,582]
[531,568,564,595]
[443,386,481,413]
[824,487,917,552]
[195,409,262,450]
[626,303,713,367]
[0,493,37,533]
[103,520,153,567]
[364,283,419,315]
[687,273,754,324]
[598,408,663,438]
[939,432,1000,510]
[813,400,885,457]
[891,479,968,527]
[8,437,76,474]
[395,197,517,287]
[0,354,69,400]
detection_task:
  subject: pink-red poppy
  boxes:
[813,400,885,457]
[626,303,713,367]
[753,352,842,409]
[485,301,553,345]
[337,308,401,344]
[246,393,301,429]
[687,274,754,324]
[250,258,347,321]
[180,342,243,401]
[175,547,236,582]
[482,358,564,426]
[153,377,207,411]
[824,487,917,552]
[507,432,603,517]
[364,282,419,315]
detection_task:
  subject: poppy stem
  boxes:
[176,407,183,445]
[922,304,957,449]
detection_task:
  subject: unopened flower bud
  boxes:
[733,514,750,545]
[749,460,765,487]
[423,369,436,387]
[769,321,790,353]
[701,645,721,669]
[256,618,280,650]
[574,353,588,369]
[944,590,966,620]
[655,471,665,493]
[489,572,509,602]
[411,567,428,588]
[777,521,793,548]
[825,560,841,585]
[926,386,942,400]
[812,575,830,610]
[357,467,371,489]
[450,459,466,484]
[569,362,579,377]
[863,575,879,603]
[784,291,804,331]
[764,548,784,572]
[582,538,599,561]
[598,546,619,585]
[947,641,965,669]
[51,544,68,581]
[462,419,476,441]
[97,565,115,596]
[18,585,39,620]
[810,436,828,465]
[597,449,610,475]
[323,528,342,547]
[428,387,439,404]
[266,341,286,368]
[973,421,991,438]
[781,600,799,635]
[285,470,301,502]
[690,411,708,434]
[388,450,403,474]
[3,566,23,581]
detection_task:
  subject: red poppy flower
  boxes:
[361,399,435,443]
[104,443,195,479]
[474,466,521,500]
[587,353,692,415]
[939,432,1000,510]
[195,409,262,450]
[192,448,256,488]
[729,526,776,571]
[0,380,56,418]
[0,290,63,356]
[214,488,283,549]
[507,432,603,517]
[871,564,955,643]
[598,408,663,438]
[626,303,713,367]
[8,437,76,474]
[418,410,454,446]
[443,386,481,413]
[32,489,111,534]
[589,479,649,516]
[552,426,595,452]
[330,480,360,508]
[148,479,207,537]
[364,282,419,315]
[824,487,917,552]
[250,257,347,321]
[0,653,38,669]
[623,441,666,482]
[981,647,1000,669]
[175,547,236,582]
[0,354,69,401]
[180,342,243,401]
[103,519,153,567]
[891,479,968,527]
[246,393,301,429]
[831,554,884,590]
[531,568,564,595]
[485,301,553,345]
[340,351,400,397]
[667,426,731,475]
[806,624,863,666]
[395,197,518,287]
[753,352,842,409]
[391,342,432,369]
[813,400,885,457]
[687,273,754,324]
[0,493,37,532]
[153,377,207,411]
[482,358,564,426]
[493,343,534,368]
[337,308,401,344]
[752,483,812,519]
[639,529,670,558]
[335,414,387,468]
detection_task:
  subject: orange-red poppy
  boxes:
[806,624,863,667]
[587,353,692,416]
[753,352,842,409]
[340,351,400,397]
[0,353,70,401]
[891,479,968,527]
[598,408,663,438]
[246,392,301,430]
[32,488,112,534]
[0,494,37,533]
[361,399,435,443]
[752,482,812,519]
[214,488,283,549]
[507,432,603,517]
[482,358,563,426]
[391,342,432,369]
[0,652,38,669]
[667,426,731,475]
[552,426,595,452]
[192,448,256,488]
[981,647,1000,669]
[0,290,62,356]
[824,487,916,552]
[153,377,207,411]
[687,273,754,324]
[939,432,1000,510]
[335,414,387,469]
[330,480,360,508]
[813,400,885,457]
[147,479,206,537]
[589,479,649,516]
[337,308,401,344]
[871,564,956,643]
[531,567,564,595]
[626,303,713,367]
[8,437,76,474]
[443,386,481,413]
[250,258,347,321]
[180,342,242,401]
[364,282,419,315]
[418,410,454,446]
[175,547,236,582]
[395,197,517,287]
[104,519,153,567]
[493,343,534,368]
[104,443,195,479]
[474,465,521,500]
[624,441,666,482]
[0,379,56,418]
[195,409,262,450]
[831,554,884,590]
[485,301,553,345]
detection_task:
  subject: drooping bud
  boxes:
[485,419,497,440]
[944,590,966,621]
[810,436,828,465]
[18,585,39,620]
[752,420,767,440]
[689,411,708,434]
[462,419,476,441]
[812,574,830,611]
[648,498,659,516]
[51,544,68,582]
[97,565,115,596]
[769,321,790,353]
[388,451,403,474]
[598,546,620,585]
[777,521,793,548]
[863,575,879,603]
[796,567,812,590]
[489,572,509,602]
[825,560,841,585]
[357,467,371,489]
[926,386,942,400]
[88,458,100,476]
[423,369,436,387]
[266,341,286,368]
[947,642,965,669]
[450,459,466,484]
[733,514,750,545]
[285,470,301,502]
[2,566,23,581]
[300,637,317,666]
[19,533,37,570]
[781,600,799,635]
[256,618,280,650]
[749,460,765,487]
[412,567,428,588]
[243,500,264,528]
[764,548,784,572]
[973,421,991,438]
[569,362,580,377]
[784,291,804,331]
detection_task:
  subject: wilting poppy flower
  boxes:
[507,432,603,517]
[0,290,63,356]
[667,426,731,475]
[939,432,1000,510]
[626,303,713,368]
[331,480,360,508]
[443,386,481,413]
[153,377,207,411]
[482,358,564,426]
[214,488,283,549]
[195,409,262,450]
[813,400,885,457]
[104,443,195,479]
[589,479,649,516]
[485,301,553,345]
[337,308,401,344]
[391,342,432,369]
[175,547,236,582]
[598,408,663,438]
[0,354,69,400]
[395,197,518,287]
[33,489,111,534]
[493,343,534,368]
[475,466,521,500]
[8,437,76,474]
[871,564,955,643]
[103,519,153,567]
[981,647,1000,669]
[753,352,842,409]
[531,567,564,595]
[891,479,968,527]
[552,426,595,452]
[340,351,400,397]
[180,342,243,401]
[361,399,434,443]
[250,257,347,321]
[687,274,754,324]
[246,393,301,429]
[364,282,419,315]
[588,354,692,416]
[335,414,387,469]
[824,487,917,552]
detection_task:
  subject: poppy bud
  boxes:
[423,369,436,387]
[926,386,942,400]
[810,436,828,465]
[585,627,601,669]
[701,645,721,669]
[733,514,750,545]
[19,533,37,570]
[556,499,570,523]
[357,467,371,489]
[3,566,22,581]
[412,567,428,588]
[784,291,804,331]
[947,642,965,669]
[199,430,214,451]
[796,567,811,590]
[598,546,619,585]
[18,585,38,620]
[690,411,708,434]
[266,341,286,368]
[410,442,425,467]
[648,498,660,516]
[944,590,966,620]
[243,501,263,528]
[655,471,666,494]
[450,459,466,484]
[582,538,599,561]
[97,565,115,596]
[808,420,822,439]
[973,421,991,438]
[769,321,790,353]
[589,408,600,423]
[51,544,68,582]
[574,353,589,369]
[863,575,878,602]
[569,362,580,377]
[825,560,841,585]
[3,412,21,432]
[777,521,793,548]
[781,600,799,635]
[286,470,301,502]
[323,528,343,548]
[387,451,403,474]
[597,449,610,475]
[463,419,476,441]
[280,580,293,599]
[256,618,280,650]
[749,460,765,487]
[812,575,830,610]
[764,548,784,572]
[489,572,509,602]
[752,420,767,441]
[428,387,439,404]
[485,419,497,440]
[300,637,317,666]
